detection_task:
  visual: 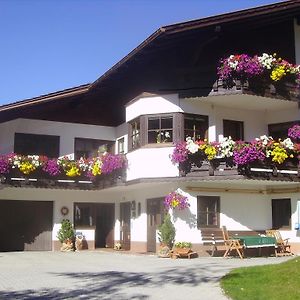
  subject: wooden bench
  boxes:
[201,228,265,256]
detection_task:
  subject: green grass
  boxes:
[221,258,300,300]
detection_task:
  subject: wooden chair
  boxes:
[265,230,292,256]
[222,226,244,259]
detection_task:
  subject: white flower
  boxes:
[228,55,238,70]
[185,137,199,154]
[257,53,275,70]
[282,138,294,150]
[219,136,235,158]
[256,135,273,146]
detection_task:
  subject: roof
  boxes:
[90,0,300,90]
[1,0,300,119]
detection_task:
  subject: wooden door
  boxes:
[95,204,115,248]
[0,200,53,251]
[147,198,164,252]
[120,202,131,250]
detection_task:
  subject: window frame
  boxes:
[74,138,114,160]
[147,114,173,145]
[268,121,300,140]
[223,119,244,140]
[14,132,60,158]
[197,195,220,228]
[272,198,291,230]
[184,113,209,141]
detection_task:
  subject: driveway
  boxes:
[0,251,292,299]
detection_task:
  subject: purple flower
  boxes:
[288,125,300,141]
[233,144,265,166]
[101,154,126,174]
[218,54,263,82]
[0,155,10,174]
[164,191,190,210]
[171,141,188,164]
[43,159,61,176]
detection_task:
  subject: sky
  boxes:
[0,0,283,105]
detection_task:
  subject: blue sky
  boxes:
[0,0,281,104]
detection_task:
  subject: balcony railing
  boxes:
[210,79,300,102]
[0,153,127,190]
[172,131,300,182]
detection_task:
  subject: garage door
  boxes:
[0,200,53,251]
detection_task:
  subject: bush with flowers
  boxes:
[0,152,127,182]
[171,125,300,176]
[218,53,300,88]
[164,191,190,210]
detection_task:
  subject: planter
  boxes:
[173,247,191,256]
[60,239,74,252]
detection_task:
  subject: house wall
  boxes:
[0,118,116,157]
[0,186,123,250]
[1,182,300,253]
[126,94,182,122]
[266,107,300,125]
[126,147,179,180]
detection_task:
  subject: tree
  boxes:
[158,213,176,249]
[57,219,74,243]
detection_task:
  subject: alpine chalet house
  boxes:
[1,1,300,255]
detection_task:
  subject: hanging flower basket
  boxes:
[164,191,190,210]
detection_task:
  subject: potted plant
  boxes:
[173,241,192,256]
[157,213,176,257]
[57,219,75,251]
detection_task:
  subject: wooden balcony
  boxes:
[0,168,126,190]
[210,79,300,103]
[179,158,300,182]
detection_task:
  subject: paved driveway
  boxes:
[0,251,292,299]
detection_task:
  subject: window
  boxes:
[272,198,291,229]
[148,115,173,144]
[184,114,208,140]
[117,137,125,154]
[268,121,299,140]
[223,119,244,140]
[74,138,114,159]
[197,196,220,228]
[130,119,140,150]
[74,203,94,227]
[14,133,60,157]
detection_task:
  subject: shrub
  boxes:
[57,219,75,243]
[157,214,176,249]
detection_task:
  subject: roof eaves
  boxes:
[0,83,90,112]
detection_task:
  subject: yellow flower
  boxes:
[204,145,217,160]
[19,161,36,174]
[92,161,102,176]
[271,146,288,164]
[270,65,287,81]
[66,165,81,177]
[171,198,179,208]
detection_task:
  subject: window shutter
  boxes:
[127,123,133,151]
[173,113,184,143]
[140,115,148,146]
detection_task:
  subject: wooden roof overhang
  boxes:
[1,1,300,126]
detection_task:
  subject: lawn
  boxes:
[221,257,300,300]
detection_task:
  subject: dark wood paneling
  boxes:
[147,198,164,252]
[120,202,131,250]
[0,200,53,251]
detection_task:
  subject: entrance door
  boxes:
[0,200,53,251]
[147,198,164,252]
[120,202,131,250]
[95,203,115,248]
